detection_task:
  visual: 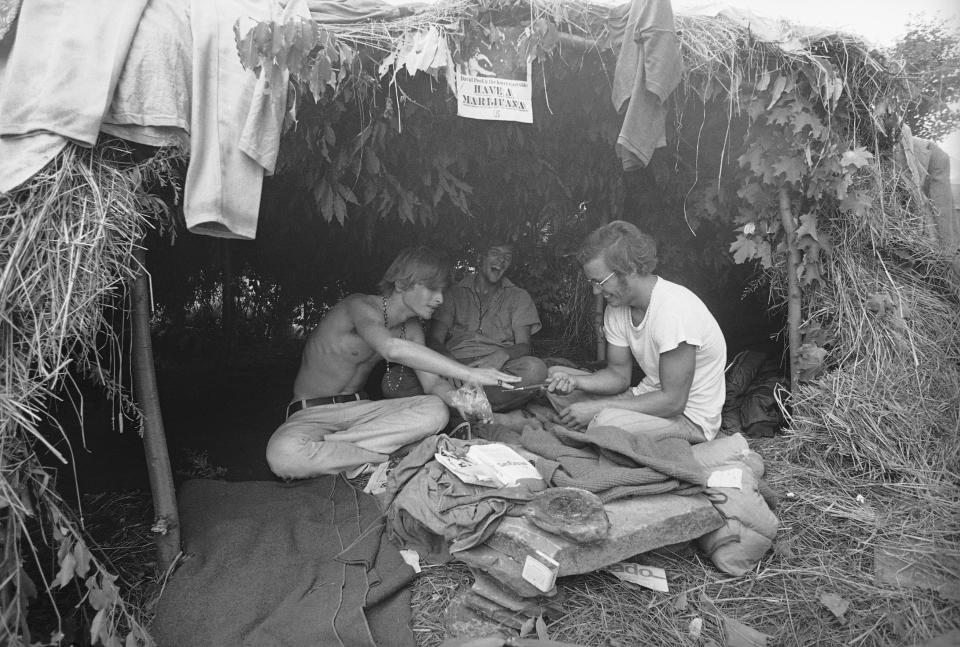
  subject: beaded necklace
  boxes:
[382,295,406,390]
[470,275,504,335]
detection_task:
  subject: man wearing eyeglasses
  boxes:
[546,220,726,442]
[425,238,548,412]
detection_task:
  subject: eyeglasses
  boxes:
[587,271,616,288]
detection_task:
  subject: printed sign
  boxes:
[605,561,670,593]
[455,29,533,123]
[455,69,533,123]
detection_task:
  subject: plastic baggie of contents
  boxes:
[450,382,494,424]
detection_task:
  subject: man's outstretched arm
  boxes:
[351,298,519,387]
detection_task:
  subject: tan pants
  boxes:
[266,395,448,478]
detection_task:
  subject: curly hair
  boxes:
[576,220,658,276]
[379,246,452,295]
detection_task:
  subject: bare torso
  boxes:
[292,294,412,399]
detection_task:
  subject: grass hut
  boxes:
[0,0,957,644]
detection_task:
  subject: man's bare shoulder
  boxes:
[326,293,380,317]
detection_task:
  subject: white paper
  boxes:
[434,449,499,487]
[522,551,559,592]
[707,467,744,490]
[605,562,669,593]
[466,443,542,487]
[399,549,422,573]
[362,461,391,495]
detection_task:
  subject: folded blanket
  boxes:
[521,423,705,502]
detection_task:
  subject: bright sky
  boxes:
[673,0,960,177]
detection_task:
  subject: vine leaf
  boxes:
[730,234,757,264]
[840,146,873,169]
[797,342,828,381]
[766,74,787,109]
[795,213,820,241]
[772,155,804,183]
[55,551,76,588]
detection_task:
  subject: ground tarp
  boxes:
[153,476,416,647]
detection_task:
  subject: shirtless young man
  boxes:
[546,221,726,442]
[266,247,519,479]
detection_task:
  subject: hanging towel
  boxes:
[0,0,147,192]
[185,0,307,240]
[609,0,683,171]
[100,0,192,150]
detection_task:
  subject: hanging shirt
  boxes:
[609,0,683,170]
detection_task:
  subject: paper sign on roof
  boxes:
[454,30,532,124]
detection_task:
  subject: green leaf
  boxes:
[766,74,787,109]
[772,155,804,183]
[56,551,76,588]
[74,540,92,578]
[729,234,757,265]
[337,183,358,205]
[795,213,820,242]
[797,342,828,381]
[724,614,770,647]
[90,608,107,645]
[840,146,873,169]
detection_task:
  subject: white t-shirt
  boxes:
[604,278,727,439]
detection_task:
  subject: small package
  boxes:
[522,550,559,593]
[466,443,542,487]
[435,442,542,488]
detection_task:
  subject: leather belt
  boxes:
[286,392,368,418]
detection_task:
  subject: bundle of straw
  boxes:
[0,143,179,642]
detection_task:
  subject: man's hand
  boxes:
[469,350,509,370]
[558,401,604,431]
[468,367,521,388]
[546,370,580,395]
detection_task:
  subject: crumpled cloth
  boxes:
[520,423,705,502]
[380,435,545,563]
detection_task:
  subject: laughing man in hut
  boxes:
[547,221,727,442]
[266,246,520,478]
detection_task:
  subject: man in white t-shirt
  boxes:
[546,221,727,441]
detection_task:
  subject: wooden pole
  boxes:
[778,188,802,388]
[131,246,180,569]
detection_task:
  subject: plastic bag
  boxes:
[449,382,493,424]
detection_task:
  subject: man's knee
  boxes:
[266,434,329,479]
[506,356,548,383]
[412,394,450,432]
